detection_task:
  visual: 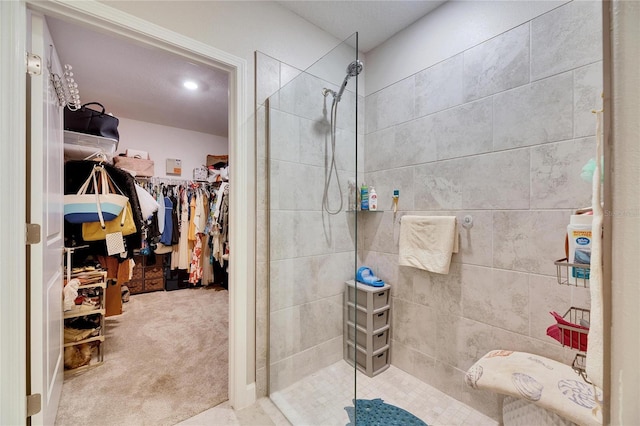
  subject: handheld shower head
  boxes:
[346,59,363,77]
[321,60,363,215]
[335,59,363,102]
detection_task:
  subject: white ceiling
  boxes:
[47,17,230,137]
[277,1,446,53]
[46,1,446,138]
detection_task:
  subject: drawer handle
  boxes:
[378,293,385,296]
[377,313,384,317]
[377,353,384,358]
[377,333,384,338]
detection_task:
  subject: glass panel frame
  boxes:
[266,32,360,425]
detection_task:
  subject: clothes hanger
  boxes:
[83,150,107,164]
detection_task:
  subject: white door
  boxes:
[27,11,65,425]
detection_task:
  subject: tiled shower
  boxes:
[256,1,603,423]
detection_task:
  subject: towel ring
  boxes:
[461,215,473,229]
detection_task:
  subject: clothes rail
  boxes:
[139,177,223,186]
[141,177,191,186]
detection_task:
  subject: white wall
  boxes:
[364,0,568,95]
[115,117,227,179]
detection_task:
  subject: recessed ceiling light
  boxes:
[183,80,198,90]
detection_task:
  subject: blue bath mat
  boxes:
[345,398,427,426]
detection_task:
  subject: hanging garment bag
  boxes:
[64,165,128,224]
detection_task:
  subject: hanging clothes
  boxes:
[170,193,180,246]
[188,194,197,241]
[189,234,203,284]
[136,177,227,287]
[218,184,229,246]
[201,234,214,285]
[156,192,165,234]
[204,195,216,235]
[159,196,173,246]
[211,182,230,267]
[195,192,208,234]
[176,188,190,270]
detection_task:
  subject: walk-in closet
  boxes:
[46,15,232,425]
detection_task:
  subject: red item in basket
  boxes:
[546,311,589,351]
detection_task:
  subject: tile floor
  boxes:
[271,361,497,426]
[186,360,498,425]
[177,397,291,426]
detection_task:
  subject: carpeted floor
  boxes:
[55,286,229,426]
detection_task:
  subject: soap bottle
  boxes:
[360,183,369,210]
[369,187,378,211]
[567,214,593,282]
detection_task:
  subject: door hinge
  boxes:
[26,393,42,417]
[26,52,42,76]
[25,223,41,245]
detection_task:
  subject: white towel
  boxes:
[586,111,604,389]
[398,215,459,274]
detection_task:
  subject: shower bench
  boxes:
[465,350,602,426]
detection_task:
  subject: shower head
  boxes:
[346,59,363,77]
[335,59,363,102]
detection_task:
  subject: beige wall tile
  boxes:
[416,54,464,117]
[493,210,571,275]
[531,0,602,81]
[463,23,530,102]
[494,72,574,150]
[462,266,529,334]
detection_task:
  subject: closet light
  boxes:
[183,80,198,90]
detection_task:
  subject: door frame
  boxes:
[0,1,255,423]
[0,1,29,424]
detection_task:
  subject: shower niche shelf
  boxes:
[343,280,391,377]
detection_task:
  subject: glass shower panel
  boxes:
[267,33,360,425]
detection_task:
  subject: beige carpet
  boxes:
[55,286,229,426]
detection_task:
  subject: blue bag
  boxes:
[64,165,128,224]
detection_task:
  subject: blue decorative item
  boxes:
[345,398,427,426]
[356,266,385,287]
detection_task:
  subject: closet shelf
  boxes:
[64,130,118,155]
[63,335,105,348]
[63,244,106,375]
[63,306,105,320]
